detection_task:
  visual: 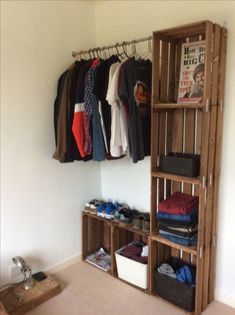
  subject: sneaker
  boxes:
[113,203,130,222]
[119,209,134,226]
[84,199,103,215]
[97,202,106,217]
[132,213,144,230]
[142,213,150,233]
[104,202,117,220]
[84,202,91,213]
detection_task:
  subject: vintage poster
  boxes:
[177,40,205,103]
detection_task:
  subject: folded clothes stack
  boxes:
[156,192,199,246]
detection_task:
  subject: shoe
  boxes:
[142,213,150,233]
[97,202,106,217]
[132,212,144,230]
[119,209,134,226]
[84,199,103,215]
[113,203,130,222]
[104,202,117,220]
[84,202,91,213]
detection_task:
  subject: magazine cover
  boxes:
[177,40,205,103]
[85,247,111,272]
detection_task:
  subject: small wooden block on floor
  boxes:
[0,275,61,315]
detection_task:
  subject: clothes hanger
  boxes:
[130,42,141,60]
[122,42,129,58]
[88,49,93,59]
[95,48,101,59]
[115,43,125,60]
[101,47,107,59]
[141,38,152,60]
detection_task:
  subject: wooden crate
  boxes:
[151,21,226,315]
[82,212,112,259]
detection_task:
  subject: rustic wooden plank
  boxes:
[151,35,160,235]
[152,169,200,184]
[103,222,110,252]
[183,108,195,195]
[209,26,227,303]
[147,236,152,294]
[170,108,184,258]
[195,20,213,315]
[153,21,208,39]
[153,102,204,109]
[175,42,182,101]
[82,214,89,260]
[202,23,221,310]
[171,109,184,193]
[164,244,172,261]
[194,109,203,196]
[183,108,196,266]
[110,225,118,276]
[119,228,128,248]
[152,235,198,256]
[152,35,160,105]
[90,217,100,253]
[168,42,176,102]
[160,41,169,101]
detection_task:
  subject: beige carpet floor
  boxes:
[26,261,235,315]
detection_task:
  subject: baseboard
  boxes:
[45,252,82,274]
[215,289,235,308]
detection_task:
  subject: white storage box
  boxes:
[115,244,148,289]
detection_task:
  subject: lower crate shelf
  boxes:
[151,234,198,256]
[82,211,197,312]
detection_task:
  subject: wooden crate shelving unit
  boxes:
[82,212,150,286]
[82,20,226,315]
[150,21,227,315]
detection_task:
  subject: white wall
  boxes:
[95,1,235,307]
[0,1,100,285]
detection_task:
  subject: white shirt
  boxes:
[106,62,128,157]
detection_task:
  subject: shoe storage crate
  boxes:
[82,212,150,288]
[82,21,227,315]
[82,213,111,263]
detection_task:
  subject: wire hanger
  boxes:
[122,42,129,58]
[116,43,126,59]
[141,38,152,60]
[130,41,141,60]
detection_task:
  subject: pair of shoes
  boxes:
[84,199,102,215]
[119,208,137,226]
[113,203,130,223]
[97,200,117,219]
[132,212,150,233]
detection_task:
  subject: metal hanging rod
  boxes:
[72,35,153,58]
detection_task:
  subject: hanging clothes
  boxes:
[106,61,129,157]
[118,58,152,163]
[53,63,77,162]
[84,61,106,161]
[53,51,152,164]
[93,55,120,159]
[72,60,93,159]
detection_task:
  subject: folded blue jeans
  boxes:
[159,231,197,246]
[156,208,198,223]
